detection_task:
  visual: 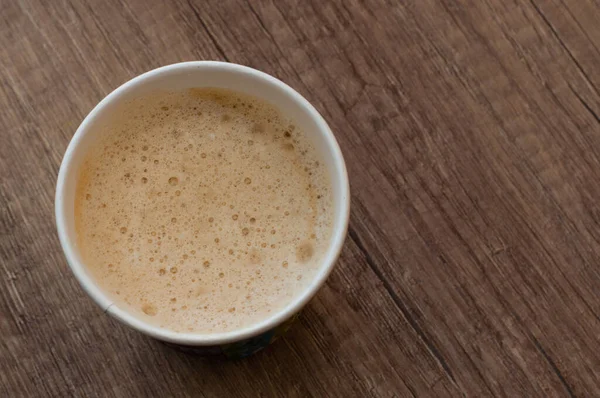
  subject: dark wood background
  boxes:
[1,0,599,396]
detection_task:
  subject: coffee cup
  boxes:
[55,61,350,358]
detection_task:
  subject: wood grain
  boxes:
[1,0,599,396]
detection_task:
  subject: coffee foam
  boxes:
[75,88,332,333]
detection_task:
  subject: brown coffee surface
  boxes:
[74,88,332,334]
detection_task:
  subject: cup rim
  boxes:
[55,61,350,345]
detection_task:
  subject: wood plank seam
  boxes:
[347,226,459,387]
[569,84,600,123]
[185,0,230,61]
[529,0,599,95]
[531,336,575,397]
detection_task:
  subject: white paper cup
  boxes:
[55,61,350,357]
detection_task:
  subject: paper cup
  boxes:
[55,62,350,358]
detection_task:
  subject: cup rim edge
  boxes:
[55,61,351,346]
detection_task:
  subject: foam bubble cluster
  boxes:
[75,88,333,333]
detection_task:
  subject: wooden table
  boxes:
[1,0,599,396]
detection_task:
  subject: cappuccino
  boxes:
[74,88,332,333]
